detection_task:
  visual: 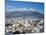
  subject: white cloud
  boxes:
[5,5,15,12]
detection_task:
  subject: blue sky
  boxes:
[5,0,44,14]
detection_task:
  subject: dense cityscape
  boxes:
[5,16,44,34]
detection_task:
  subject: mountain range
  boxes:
[5,10,44,18]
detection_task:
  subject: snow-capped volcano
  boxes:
[15,8,38,12]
